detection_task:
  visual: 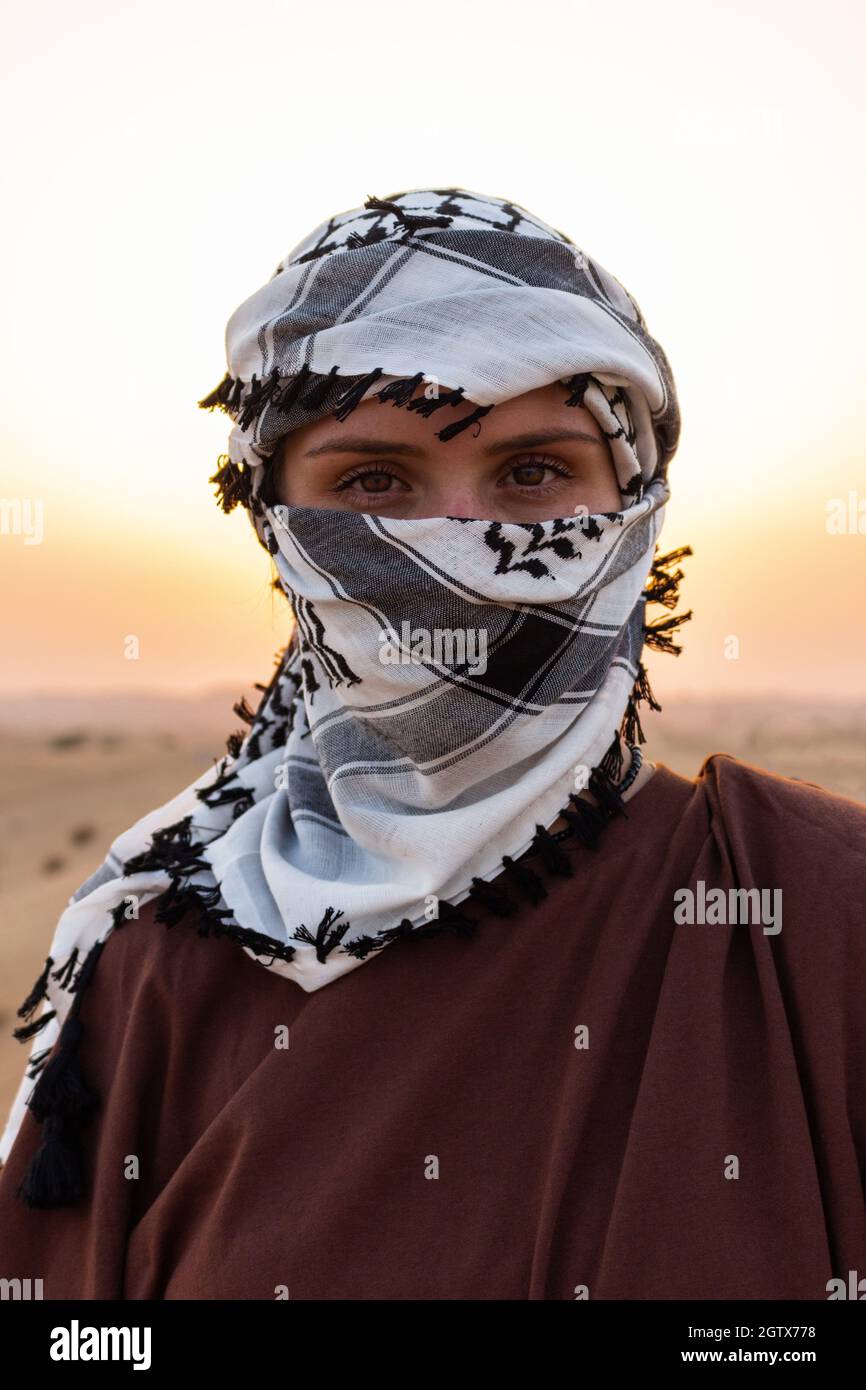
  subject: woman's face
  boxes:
[272,381,622,521]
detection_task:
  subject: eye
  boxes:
[333,466,409,495]
[502,454,573,489]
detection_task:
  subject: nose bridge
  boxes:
[427,434,484,515]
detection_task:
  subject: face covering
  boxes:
[2,187,687,1201]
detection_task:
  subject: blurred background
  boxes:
[1,0,864,1118]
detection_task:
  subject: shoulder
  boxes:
[76,891,297,1046]
[695,751,866,844]
[88,891,245,998]
[686,751,866,899]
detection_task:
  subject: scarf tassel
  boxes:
[13,1009,58,1043]
[362,195,455,237]
[643,609,694,656]
[209,454,253,515]
[51,947,81,991]
[500,855,548,905]
[562,372,593,407]
[299,364,341,411]
[197,783,251,810]
[599,729,625,783]
[15,956,54,1020]
[121,815,213,878]
[376,372,427,406]
[195,764,241,805]
[15,939,106,1209]
[293,906,353,963]
[427,900,480,938]
[469,876,518,918]
[644,545,693,608]
[530,824,574,878]
[197,371,235,412]
[404,386,467,418]
[225,731,244,758]
[560,799,607,850]
[155,877,298,964]
[15,1113,89,1209]
[232,696,256,725]
[332,368,386,423]
[25,1046,54,1082]
[270,363,313,412]
[435,404,495,442]
[237,369,284,430]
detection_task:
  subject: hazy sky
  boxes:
[2,0,864,697]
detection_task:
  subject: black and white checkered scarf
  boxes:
[3,189,689,1202]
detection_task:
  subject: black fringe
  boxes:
[500,855,547,905]
[376,372,427,406]
[15,938,106,1209]
[530,824,574,877]
[51,947,80,992]
[109,899,134,930]
[363,194,455,236]
[153,880,297,964]
[292,906,353,963]
[616,541,696,741]
[198,783,252,811]
[238,369,284,430]
[16,956,53,1020]
[469,876,518,918]
[300,364,341,410]
[598,729,626,782]
[332,368,385,423]
[436,404,495,442]
[121,815,207,877]
[13,1009,57,1043]
[264,364,305,412]
[209,454,252,515]
[404,385,467,417]
[644,545,693,608]
[560,797,608,850]
[562,372,593,407]
[644,609,693,655]
[25,1046,54,1082]
[622,661,664,747]
[197,372,235,411]
[232,696,256,725]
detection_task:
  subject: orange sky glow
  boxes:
[2,0,864,701]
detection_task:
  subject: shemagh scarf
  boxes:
[2,188,684,1192]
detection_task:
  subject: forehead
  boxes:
[281,381,603,456]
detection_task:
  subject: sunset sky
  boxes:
[1,0,864,699]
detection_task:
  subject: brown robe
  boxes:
[1,753,865,1300]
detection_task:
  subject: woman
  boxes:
[1,187,864,1301]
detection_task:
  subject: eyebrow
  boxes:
[301,427,607,459]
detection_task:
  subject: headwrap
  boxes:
[2,188,690,1205]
